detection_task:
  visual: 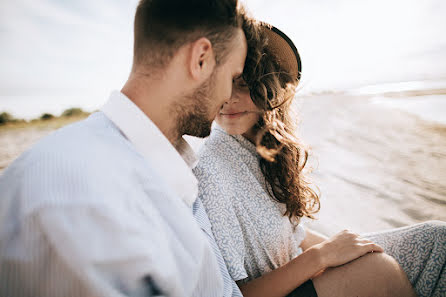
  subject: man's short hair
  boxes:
[133,0,244,69]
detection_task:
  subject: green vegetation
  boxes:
[62,108,86,117]
[40,113,55,120]
[0,112,13,125]
[0,108,90,130]
[0,112,26,126]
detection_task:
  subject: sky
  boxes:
[0,0,136,96]
[0,0,445,115]
[244,0,446,90]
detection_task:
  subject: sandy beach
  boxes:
[0,115,88,172]
[297,93,446,235]
[1,93,445,236]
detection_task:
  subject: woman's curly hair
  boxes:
[242,19,320,225]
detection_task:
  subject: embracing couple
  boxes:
[1,0,445,296]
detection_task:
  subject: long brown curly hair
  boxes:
[242,19,320,225]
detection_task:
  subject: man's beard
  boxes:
[176,70,217,138]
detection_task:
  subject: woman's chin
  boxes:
[220,125,248,136]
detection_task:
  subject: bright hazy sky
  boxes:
[1,0,446,96]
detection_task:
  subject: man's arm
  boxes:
[1,205,173,297]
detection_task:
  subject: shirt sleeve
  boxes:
[0,205,177,297]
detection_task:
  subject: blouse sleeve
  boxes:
[294,223,307,251]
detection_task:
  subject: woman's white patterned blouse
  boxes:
[193,125,306,283]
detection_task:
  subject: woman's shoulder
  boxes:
[199,126,257,162]
[194,140,248,196]
[196,129,239,167]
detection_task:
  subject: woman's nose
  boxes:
[226,92,240,105]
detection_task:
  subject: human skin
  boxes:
[122,28,248,144]
[216,82,417,297]
[215,77,260,142]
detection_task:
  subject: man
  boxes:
[0,0,247,296]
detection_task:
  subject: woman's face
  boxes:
[215,77,260,136]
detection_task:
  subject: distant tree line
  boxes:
[0,108,89,125]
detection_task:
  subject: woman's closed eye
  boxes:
[233,77,249,90]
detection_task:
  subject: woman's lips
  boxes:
[220,111,246,119]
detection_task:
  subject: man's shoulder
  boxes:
[0,112,148,211]
[38,111,124,152]
[11,112,134,167]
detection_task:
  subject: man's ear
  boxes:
[189,37,216,82]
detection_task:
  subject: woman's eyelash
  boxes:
[233,79,248,87]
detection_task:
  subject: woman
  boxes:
[193,18,446,297]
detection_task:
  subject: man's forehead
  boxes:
[234,28,248,52]
[229,29,248,68]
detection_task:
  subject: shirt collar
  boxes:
[101,91,198,207]
[213,123,258,156]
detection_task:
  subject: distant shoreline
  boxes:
[2,79,446,121]
[0,108,90,130]
[1,93,445,234]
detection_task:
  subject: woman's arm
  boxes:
[237,230,383,297]
[237,246,324,297]
[300,228,328,251]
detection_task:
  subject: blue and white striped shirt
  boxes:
[0,91,242,297]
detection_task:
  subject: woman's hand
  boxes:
[311,230,384,269]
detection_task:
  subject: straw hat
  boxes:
[261,23,302,83]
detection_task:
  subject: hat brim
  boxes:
[261,24,302,83]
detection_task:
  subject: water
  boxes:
[351,80,446,96]
[349,79,446,126]
[1,79,446,124]
[1,81,445,234]
[371,95,446,126]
